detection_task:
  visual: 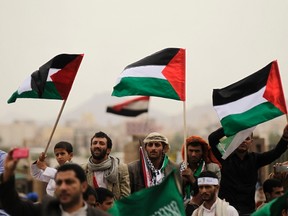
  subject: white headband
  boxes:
[198,177,219,185]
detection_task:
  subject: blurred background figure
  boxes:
[95,187,115,212]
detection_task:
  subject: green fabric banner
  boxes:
[108,170,185,216]
[251,191,288,216]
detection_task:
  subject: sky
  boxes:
[1,1,288,123]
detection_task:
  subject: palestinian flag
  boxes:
[112,48,186,101]
[8,54,84,104]
[106,96,149,117]
[213,60,287,137]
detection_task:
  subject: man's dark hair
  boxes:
[83,185,98,201]
[54,141,73,153]
[95,187,114,204]
[263,178,283,193]
[56,163,86,183]
[90,131,112,149]
[198,170,218,180]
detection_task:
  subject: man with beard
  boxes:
[180,136,221,202]
[82,131,130,200]
[208,124,288,216]
[128,132,179,193]
[0,149,109,216]
[192,171,238,216]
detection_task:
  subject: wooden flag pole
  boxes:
[183,101,187,164]
[43,100,67,155]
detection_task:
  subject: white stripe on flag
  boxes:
[47,68,60,81]
[115,65,166,84]
[214,87,266,120]
[222,126,256,159]
[18,76,32,94]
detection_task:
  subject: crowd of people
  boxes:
[1,125,288,216]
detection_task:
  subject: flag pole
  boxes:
[183,101,187,164]
[43,100,67,155]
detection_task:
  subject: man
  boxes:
[192,171,239,216]
[128,132,179,193]
[95,187,114,211]
[82,131,130,200]
[208,124,288,215]
[257,178,285,209]
[30,141,74,196]
[0,149,109,216]
[181,135,221,201]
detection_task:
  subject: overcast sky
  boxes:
[1,1,288,123]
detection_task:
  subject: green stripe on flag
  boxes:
[112,77,181,100]
[221,102,284,136]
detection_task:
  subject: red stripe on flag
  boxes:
[162,48,186,101]
[113,96,150,111]
[51,54,84,100]
[264,60,287,114]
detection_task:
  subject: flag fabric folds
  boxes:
[213,60,287,137]
[106,96,149,117]
[251,191,288,216]
[108,170,185,216]
[8,54,84,103]
[112,48,186,101]
[217,127,256,159]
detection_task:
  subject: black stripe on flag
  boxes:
[213,62,272,106]
[124,48,180,69]
[106,107,148,117]
[30,54,80,97]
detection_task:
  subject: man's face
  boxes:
[145,142,164,160]
[55,170,87,209]
[54,148,73,166]
[87,194,96,208]
[236,136,253,153]
[270,186,284,200]
[90,137,111,161]
[199,184,218,202]
[187,145,203,164]
[97,197,114,211]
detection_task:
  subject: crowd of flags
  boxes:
[6,49,288,215]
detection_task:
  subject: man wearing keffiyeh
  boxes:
[128,132,180,194]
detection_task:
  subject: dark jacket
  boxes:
[128,159,180,194]
[0,174,110,216]
[208,127,288,215]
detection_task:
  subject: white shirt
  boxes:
[60,202,88,216]
[30,163,57,196]
[94,171,108,188]
[192,198,239,216]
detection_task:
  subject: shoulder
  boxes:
[128,160,140,168]
[87,206,111,216]
[226,205,239,215]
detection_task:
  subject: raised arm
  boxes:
[256,124,288,168]
[0,150,39,215]
[208,127,225,163]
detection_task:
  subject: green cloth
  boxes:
[108,170,185,216]
[251,191,288,216]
